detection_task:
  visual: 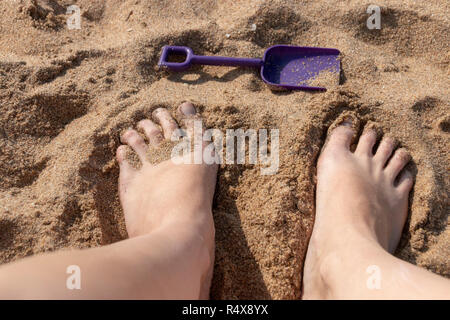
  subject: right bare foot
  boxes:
[302,116,414,299]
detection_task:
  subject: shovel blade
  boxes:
[261,45,340,91]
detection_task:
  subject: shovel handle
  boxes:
[158,46,263,71]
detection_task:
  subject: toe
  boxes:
[355,128,377,156]
[178,101,197,118]
[385,148,411,182]
[137,119,164,146]
[396,169,414,195]
[374,137,396,168]
[153,108,179,140]
[120,128,148,161]
[116,145,136,184]
[178,101,202,138]
[116,145,129,165]
[327,121,355,150]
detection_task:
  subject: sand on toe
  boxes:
[0,0,448,299]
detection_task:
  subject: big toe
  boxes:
[178,101,197,118]
[324,115,359,152]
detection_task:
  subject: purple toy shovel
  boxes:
[158,45,340,91]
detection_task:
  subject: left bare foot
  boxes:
[116,102,217,299]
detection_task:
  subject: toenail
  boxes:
[152,108,164,116]
[137,119,149,127]
[341,117,353,127]
[179,102,196,116]
[116,146,127,161]
[364,128,377,135]
[397,150,411,161]
[384,137,397,147]
[120,130,131,141]
[123,130,135,139]
[148,128,161,136]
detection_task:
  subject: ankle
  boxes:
[161,214,215,265]
[162,208,214,238]
[313,236,386,299]
[304,224,385,294]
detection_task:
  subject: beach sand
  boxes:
[0,0,448,299]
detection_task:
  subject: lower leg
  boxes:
[0,224,210,299]
[305,227,450,299]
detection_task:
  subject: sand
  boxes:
[0,0,448,299]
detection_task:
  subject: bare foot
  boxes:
[116,102,217,299]
[302,116,413,299]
